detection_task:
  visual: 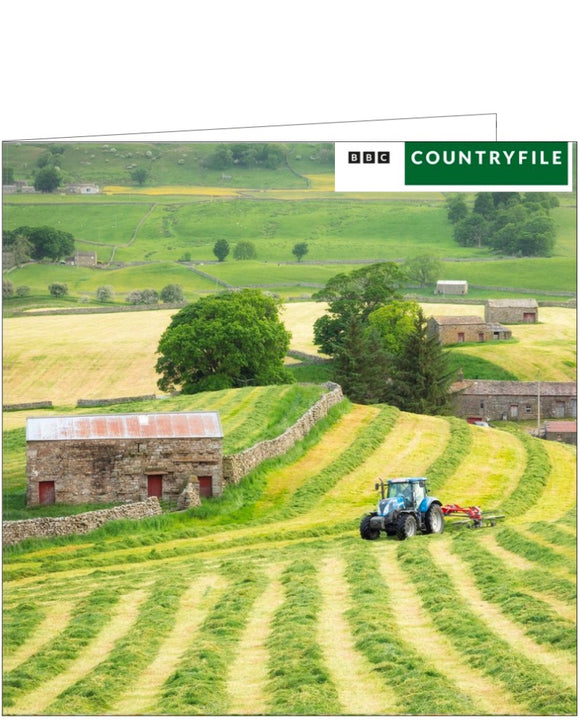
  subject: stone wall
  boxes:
[27,437,223,506]
[3,497,162,547]
[223,382,343,484]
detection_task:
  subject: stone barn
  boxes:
[427,315,511,345]
[451,380,577,422]
[26,412,223,507]
[435,280,468,295]
[484,298,539,324]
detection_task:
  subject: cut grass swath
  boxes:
[2,602,44,659]
[157,561,267,715]
[266,559,341,715]
[425,416,472,493]
[3,587,121,709]
[343,548,477,715]
[43,573,194,714]
[496,527,576,575]
[451,534,576,652]
[499,427,551,517]
[528,521,577,550]
[398,540,576,715]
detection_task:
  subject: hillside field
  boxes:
[2,398,576,715]
[2,303,576,408]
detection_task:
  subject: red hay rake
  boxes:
[441,504,505,529]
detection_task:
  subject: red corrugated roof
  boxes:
[26,412,223,441]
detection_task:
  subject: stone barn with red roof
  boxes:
[26,412,223,507]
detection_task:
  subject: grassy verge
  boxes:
[397,540,576,715]
[266,559,341,715]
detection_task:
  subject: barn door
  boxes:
[147,475,163,498]
[523,312,536,323]
[509,404,519,420]
[198,476,213,498]
[39,481,55,505]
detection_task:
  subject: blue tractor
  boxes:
[359,476,445,540]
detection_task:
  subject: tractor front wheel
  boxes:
[360,514,380,540]
[426,503,445,535]
[396,514,417,540]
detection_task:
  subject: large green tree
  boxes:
[402,255,443,289]
[156,289,293,393]
[313,262,406,356]
[33,166,62,192]
[367,300,422,357]
[388,309,452,415]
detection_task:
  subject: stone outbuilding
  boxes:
[435,280,468,295]
[26,412,223,507]
[427,315,512,345]
[543,420,576,445]
[450,380,577,422]
[484,298,539,324]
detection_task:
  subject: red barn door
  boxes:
[198,476,212,498]
[147,475,163,498]
[39,481,55,505]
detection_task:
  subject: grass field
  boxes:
[2,400,576,715]
[2,302,575,409]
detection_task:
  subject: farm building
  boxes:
[484,298,539,324]
[435,280,468,295]
[427,315,512,345]
[450,380,577,422]
[65,183,101,194]
[73,251,97,267]
[26,412,223,507]
[543,420,576,445]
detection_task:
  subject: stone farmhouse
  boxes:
[427,315,511,345]
[485,299,539,324]
[451,380,577,422]
[26,412,223,507]
[73,251,97,267]
[435,280,468,295]
[543,420,576,445]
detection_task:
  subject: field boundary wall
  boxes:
[222,382,343,484]
[3,401,53,412]
[3,497,162,547]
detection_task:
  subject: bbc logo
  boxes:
[348,151,390,164]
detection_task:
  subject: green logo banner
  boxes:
[405,142,569,186]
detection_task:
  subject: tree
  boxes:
[472,192,496,219]
[141,289,159,304]
[96,285,114,302]
[156,289,293,394]
[313,262,406,356]
[26,226,75,261]
[33,166,62,193]
[292,242,309,262]
[388,309,452,415]
[403,255,443,288]
[446,194,468,224]
[126,290,144,305]
[233,241,257,260]
[130,167,149,186]
[3,278,14,299]
[453,213,489,248]
[3,166,14,185]
[160,284,185,303]
[213,239,230,262]
[367,300,422,357]
[333,316,392,404]
[48,282,68,298]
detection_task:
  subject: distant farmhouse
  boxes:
[485,298,539,324]
[451,380,576,422]
[435,280,468,295]
[427,315,511,345]
[26,412,224,507]
[73,251,97,267]
[65,183,101,194]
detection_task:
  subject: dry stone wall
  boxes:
[3,497,162,547]
[223,382,343,484]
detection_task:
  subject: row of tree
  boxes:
[203,143,287,171]
[212,239,309,263]
[448,192,558,256]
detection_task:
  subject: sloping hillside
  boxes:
[3,403,576,715]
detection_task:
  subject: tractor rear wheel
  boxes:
[396,514,417,540]
[360,514,380,540]
[426,503,445,535]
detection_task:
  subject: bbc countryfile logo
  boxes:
[335,142,573,192]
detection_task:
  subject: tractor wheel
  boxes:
[425,503,445,535]
[396,514,417,540]
[360,514,380,540]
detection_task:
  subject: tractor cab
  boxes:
[376,477,427,511]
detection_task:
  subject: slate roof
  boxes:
[451,380,576,397]
[545,421,577,433]
[26,412,223,441]
[486,298,538,308]
[431,315,485,325]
